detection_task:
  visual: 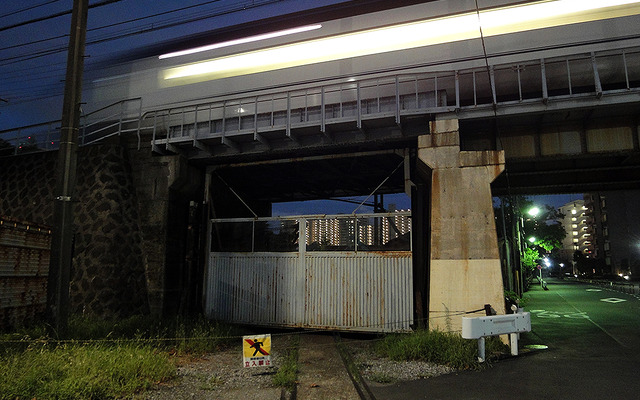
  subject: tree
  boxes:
[494,196,567,291]
[522,247,540,273]
[523,204,566,254]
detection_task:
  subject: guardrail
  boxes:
[577,278,640,296]
[0,98,143,156]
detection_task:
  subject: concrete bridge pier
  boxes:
[418,119,506,331]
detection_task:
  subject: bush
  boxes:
[375,329,508,370]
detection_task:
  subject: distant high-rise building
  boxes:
[584,191,640,276]
[307,218,355,248]
[558,200,591,264]
[306,208,411,249]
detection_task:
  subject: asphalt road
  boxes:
[370,278,640,400]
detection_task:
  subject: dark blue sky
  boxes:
[0,0,350,130]
[272,192,582,216]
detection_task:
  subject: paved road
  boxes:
[371,278,640,399]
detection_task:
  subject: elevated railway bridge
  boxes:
[2,0,640,332]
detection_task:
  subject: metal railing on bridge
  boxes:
[3,46,640,158]
[149,46,640,156]
[0,98,143,157]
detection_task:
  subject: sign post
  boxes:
[537,264,542,287]
[243,334,272,368]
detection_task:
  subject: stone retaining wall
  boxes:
[0,144,150,318]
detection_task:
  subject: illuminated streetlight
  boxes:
[527,207,540,217]
[528,236,536,243]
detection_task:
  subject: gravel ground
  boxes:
[134,334,454,399]
[134,335,295,400]
[342,338,455,384]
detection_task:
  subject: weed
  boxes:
[367,372,396,384]
[0,315,240,399]
[0,343,175,400]
[272,335,299,390]
[200,374,225,390]
[375,329,508,370]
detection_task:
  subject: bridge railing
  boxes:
[147,74,451,153]
[147,45,640,155]
[0,98,143,156]
[3,46,640,157]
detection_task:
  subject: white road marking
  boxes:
[600,298,627,304]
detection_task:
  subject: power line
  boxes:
[0,0,122,32]
[0,0,62,19]
[0,0,227,53]
[0,0,283,68]
[0,33,67,52]
[0,0,286,101]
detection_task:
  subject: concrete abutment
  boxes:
[419,119,506,331]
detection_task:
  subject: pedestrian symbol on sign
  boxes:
[243,334,271,368]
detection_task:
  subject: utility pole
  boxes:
[46,0,89,336]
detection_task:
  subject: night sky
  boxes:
[0,0,350,130]
[0,1,587,214]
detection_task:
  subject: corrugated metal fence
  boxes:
[0,217,51,329]
[205,214,414,332]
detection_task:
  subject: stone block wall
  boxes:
[0,144,150,318]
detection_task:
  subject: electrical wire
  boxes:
[0,0,288,102]
[0,0,62,20]
[0,33,67,52]
[0,0,123,32]
[0,0,282,69]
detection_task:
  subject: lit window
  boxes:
[571,210,577,215]
[573,231,578,236]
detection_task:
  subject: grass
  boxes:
[271,335,299,390]
[0,315,240,400]
[375,329,508,370]
[0,344,174,400]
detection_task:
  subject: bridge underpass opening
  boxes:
[203,150,431,331]
[466,106,640,300]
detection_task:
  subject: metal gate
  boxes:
[204,213,413,332]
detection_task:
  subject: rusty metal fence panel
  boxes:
[0,217,51,329]
[304,252,413,331]
[205,214,413,332]
[205,253,301,326]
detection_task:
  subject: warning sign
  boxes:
[243,334,272,368]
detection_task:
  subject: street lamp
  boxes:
[528,236,536,243]
[527,207,540,217]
